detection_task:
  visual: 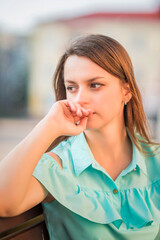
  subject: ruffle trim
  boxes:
[33,154,160,230]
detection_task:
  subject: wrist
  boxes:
[40,115,62,140]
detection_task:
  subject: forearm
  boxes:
[0,100,91,213]
[0,117,60,209]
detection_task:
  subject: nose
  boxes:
[75,88,90,106]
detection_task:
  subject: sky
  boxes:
[0,0,159,34]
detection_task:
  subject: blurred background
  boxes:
[0,0,160,159]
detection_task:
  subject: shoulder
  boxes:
[49,134,82,160]
[142,144,160,181]
[144,143,160,159]
[44,134,80,171]
[46,152,62,170]
[33,133,87,180]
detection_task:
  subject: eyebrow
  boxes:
[64,77,105,84]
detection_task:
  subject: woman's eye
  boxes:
[66,86,76,92]
[90,83,103,89]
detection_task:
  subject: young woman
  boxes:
[0,34,160,240]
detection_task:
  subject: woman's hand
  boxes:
[45,100,93,136]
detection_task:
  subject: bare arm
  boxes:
[0,118,59,216]
[0,100,91,216]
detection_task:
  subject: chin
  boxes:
[86,117,112,131]
[86,122,101,131]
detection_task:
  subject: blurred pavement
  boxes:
[0,118,40,160]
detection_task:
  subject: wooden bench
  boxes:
[0,204,49,240]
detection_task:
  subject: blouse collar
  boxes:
[70,132,147,177]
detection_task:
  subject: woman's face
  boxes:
[64,55,130,131]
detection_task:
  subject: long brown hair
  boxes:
[47,34,159,154]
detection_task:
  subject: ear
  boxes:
[122,83,132,104]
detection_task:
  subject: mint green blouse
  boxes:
[33,132,160,240]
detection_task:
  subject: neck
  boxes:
[84,122,131,162]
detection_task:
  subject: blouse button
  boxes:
[113,189,118,194]
[133,168,137,171]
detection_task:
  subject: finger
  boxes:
[81,108,93,116]
[74,116,81,123]
[66,101,83,118]
[70,102,83,117]
[67,101,77,112]
[76,106,83,117]
[77,117,88,130]
[61,101,83,120]
[62,100,92,118]
[71,117,88,135]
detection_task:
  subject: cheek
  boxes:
[100,88,123,111]
[110,85,123,102]
[66,94,69,100]
[66,92,72,100]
